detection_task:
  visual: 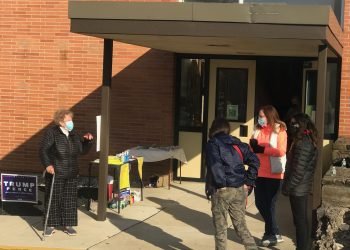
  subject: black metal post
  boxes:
[312,44,327,235]
[97,39,113,221]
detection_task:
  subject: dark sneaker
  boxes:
[261,234,277,247]
[44,227,55,237]
[64,226,77,236]
[276,234,284,243]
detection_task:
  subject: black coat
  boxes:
[282,135,317,196]
[206,133,260,192]
[39,125,92,179]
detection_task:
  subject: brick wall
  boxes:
[0,0,175,183]
[4,0,348,185]
[339,1,350,137]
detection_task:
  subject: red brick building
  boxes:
[0,1,175,182]
[0,0,347,191]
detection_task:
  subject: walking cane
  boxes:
[42,173,55,241]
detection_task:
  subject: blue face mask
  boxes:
[65,121,74,132]
[258,117,267,127]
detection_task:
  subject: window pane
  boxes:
[304,63,339,139]
[216,68,248,122]
[325,63,338,136]
[179,59,204,128]
[304,70,317,122]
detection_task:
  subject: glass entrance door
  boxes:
[208,60,256,143]
[176,59,256,180]
[177,59,205,179]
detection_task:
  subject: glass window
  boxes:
[304,62,339,139]
[304,70,317,121]
[178,59,205,129]
[215,68,248,122]
[324,63,338,137]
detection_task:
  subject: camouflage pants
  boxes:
[211,186,256,250]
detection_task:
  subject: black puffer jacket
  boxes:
[39,125,93,179]
[282,134,317,196]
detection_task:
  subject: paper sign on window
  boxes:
[226,104,239,120]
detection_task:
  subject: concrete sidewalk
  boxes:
[0,182,297,250]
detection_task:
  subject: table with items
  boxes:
[88,156,144,214]
[129,146,187,189]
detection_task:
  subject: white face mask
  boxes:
[65,120,74,132]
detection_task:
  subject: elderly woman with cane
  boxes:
[40,109,93,237]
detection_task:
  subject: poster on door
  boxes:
[226,104,239,120]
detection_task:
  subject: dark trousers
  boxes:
[44,176,78,227]
[254,177,281,236]
[290,195,311,250]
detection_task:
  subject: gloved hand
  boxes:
[205,187,216,200]
[205,186,216,200]
[252,144,265,154]
[250,139,265,154]
[249,139,258,148]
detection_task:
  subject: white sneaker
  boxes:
[261,234,277,247]
[276,234,284,243]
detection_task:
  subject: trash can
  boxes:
[107,175,114,201]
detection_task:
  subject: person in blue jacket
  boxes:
[206,118,260,250]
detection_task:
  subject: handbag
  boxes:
[270,154,286,174]
[269,132,286,174]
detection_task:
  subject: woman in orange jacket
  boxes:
[249,105,287,247]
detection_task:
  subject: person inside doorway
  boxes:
[282,113,318,250]
[205,118,260,250]
[249,105,287,247]
[284,96,301,124]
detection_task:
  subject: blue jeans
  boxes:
[254,177,281,236]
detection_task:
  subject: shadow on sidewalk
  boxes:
[105,212,191,250]
[7,185,100,242]
[169,184,208,200]
[148,196,267,248]
[148,196,213,235]
[245,194,296,248]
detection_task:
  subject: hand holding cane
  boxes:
[42,173,55,241]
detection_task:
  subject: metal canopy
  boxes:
[68,1,343,221]
[69,2,343,57]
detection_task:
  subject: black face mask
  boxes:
[289,122,300,135]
